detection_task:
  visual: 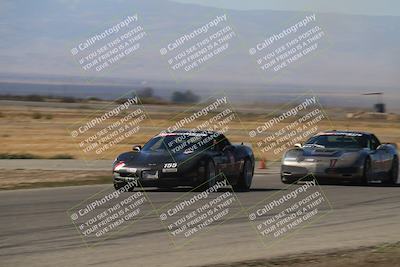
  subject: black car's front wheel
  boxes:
[281,175,297,184]
[114,181,122,190]
[233,159,253,192]
[114,181,135,191]
[196,159,217,191]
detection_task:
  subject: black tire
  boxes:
[233,159,253,192]
[361,158,373,185]
[157,186,175,189]
[114,182,124,190]
[281,173,297,184]
[114,181,135,191]
[388,156,399,185]
[196,160,217,191]
[281,176,296,184]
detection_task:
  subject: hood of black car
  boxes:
[122,151,185,168]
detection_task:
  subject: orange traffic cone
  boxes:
[259,158,267,169]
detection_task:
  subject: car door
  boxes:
[369,134,386,173]
[213,135,236,178]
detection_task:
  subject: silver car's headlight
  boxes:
[284,150,303,161]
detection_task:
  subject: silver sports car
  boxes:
[281,131,398,185]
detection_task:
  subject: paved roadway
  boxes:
[0,172,399,267]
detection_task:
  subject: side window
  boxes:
[370,135,380,150]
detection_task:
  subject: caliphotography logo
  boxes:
[0,1,399,267]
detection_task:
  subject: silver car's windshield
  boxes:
[304,134,369,149]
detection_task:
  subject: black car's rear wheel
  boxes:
[205,160,217,188]
[388,156,398,185]
[233,159,253,192]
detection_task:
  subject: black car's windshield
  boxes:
[304,134,369,149]
[141,133,215,154]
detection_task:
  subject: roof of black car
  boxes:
[157,129,217,137]
[318,130,372,136]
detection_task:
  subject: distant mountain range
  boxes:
[0,0,399,109]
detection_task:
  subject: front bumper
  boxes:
[281,160,363,181]
[113,166,205,187]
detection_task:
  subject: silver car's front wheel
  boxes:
[361,158,373,185]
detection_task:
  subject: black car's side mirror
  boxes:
[376,144,387,151]
[132,145,142,152]
[223,145,235,152]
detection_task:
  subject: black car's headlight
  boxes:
[113,160,125,171]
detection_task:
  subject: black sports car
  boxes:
[113,130,255,191]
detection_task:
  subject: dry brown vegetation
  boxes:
[0,101,399,161]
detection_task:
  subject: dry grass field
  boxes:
[0,100,399,161]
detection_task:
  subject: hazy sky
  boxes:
[173,0,400,16]
[0,0,399,93]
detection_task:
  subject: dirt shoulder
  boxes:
[201,243,400,267]
[0,169,111,190]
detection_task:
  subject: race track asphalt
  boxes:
[0,172,399,267]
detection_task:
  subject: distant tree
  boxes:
[114,98,128,104]
[138,87,154,98]
[87,96,102,101]
[171,90,200,104]
[60,96,77,103]
[26,95,44,102]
